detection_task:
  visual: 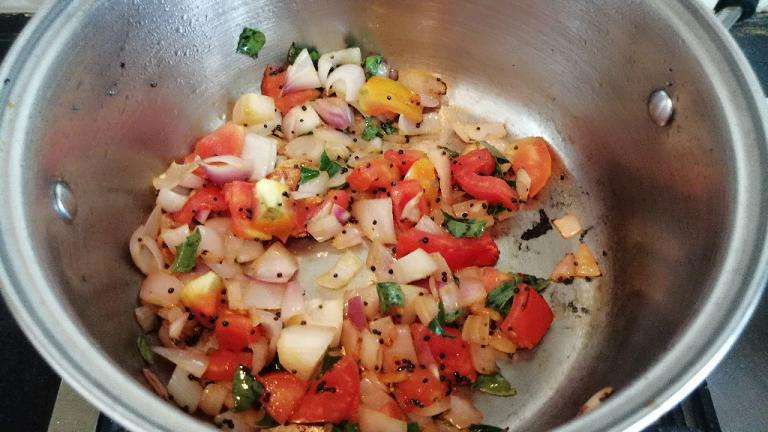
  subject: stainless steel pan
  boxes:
[0,1,766,431]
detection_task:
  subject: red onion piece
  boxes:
[194,209,211,224]
[332,203,351,224]
[200,155,251,184]
[312,97,354,130]
[346,296,367,330]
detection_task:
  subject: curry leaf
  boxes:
[486,281,518,316]
[170,228,201,273]
[300,166,320,184]
[381,122,398,135]
[232,365,264,412]
[287,42,320,64]
[320,151,343,178]
[428,302,458,337]
[236,28,266,58]
[479,141,509,163]
[364,55,387,77]
[320,352,342,374]
[136,335,154,364]
[407,423,421,432]
[442,212,486,238]
[473,373,517,397]
[362,117,382,141]
[376,282,405,313]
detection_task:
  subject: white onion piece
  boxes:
[307,213,344,242]
[292,171,330,200]
[316,251,363,289]
[179,173,204,189]
[241,133,277,181]
[328,171,349,189]
[236,240,264,263]
[400,192,424,223]
[444,395,484,429]
[360,329,383,372]
[331,204,351,224]
[326,64,366,103]
[457,277,487,307]
[439,282,461,314]
[204,217,231,235]
[200,155,251,184]
[360,373,391,409]
[247,242,298,283]
[153,347,209,378]
[314,127,353,160]
[351,198,397,244]
[251,338,270,372]
[199,382,228,417]
[383,325,418,373]
[414,215,445,235]
[285,135,323,163]
[153,159,200,190]
[143,205,163,238]
[205,256,242,280]
[331,224,363,249]
[283,103,322,141]
[462,314,491,345]
[250,309,282,352]
[223,276,245,310]
[452,121,507,143]
[359,405,407,432]
[280,281,305,323]
[312,97,354,130]
[167,366,203,413]
[346,151,370,167]
[394,249,438,284]
[553,213,582,239]
[130,226,165,275]
[398,70,447,108]
[366,240,397,282]
[168,311,189,339]
[134,305,158,332]
[427,148,453,205]
[242,279,285,309]
[196,226,225,261]
[397,111,441,136]
[157,187,190,212]
[160,225,190,249]
[579,387,614,415]
[139,271,184,307]
[470,342,498,374]
[194,209,211,224]
[277,324,335,380]
[412,397,451,417]
[413,295,439,325]
[232,93,278,127]
[318,47,362,84]
[214,410,260,432]
[516,167,531,202]
[284,48,321,94]
[157,305,185,321]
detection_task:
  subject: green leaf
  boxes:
[333,422,360,432]
[442,212,486,238]
[407,423,421,432]
[362,117,382,141]
[468,424,508,432]
[170,228,201,273]
[236,28,266,59]
[376,282,405,313]
[300,166,320,184]
[444,308,465,324]
[136,334,154,364]
[256,413,279,428]
[287,42,320,64]
[518,273,551,293]
[380,122,398,135]
[438,146,460,158]
[363,55,387,77]
[232,365,264,412]
[479,141,509,163]
[428,302,457,337]
[320,352,342,374]
[473,373,517,397]
[486,281,518,316]
[320,151,343,178]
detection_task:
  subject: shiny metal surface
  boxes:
[0,1,766,432]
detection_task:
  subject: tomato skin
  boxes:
[259,372,309,424]
[347,158,401,192]
[291,356,360,424]
[510,137,552,198]
[394,368,449,412]
[452,149,518,210]
[396,229,499,271]
[390,180,428,230]
[203,350,252,382]
[500,284,554,349]
[410,324,476,384]
[194,122,245,159]
[384,149,425,174]
[261,66,321,115]
[214,311,263,351]
[222,181,296,241]
[172,187,228,225]
[326,189,351,210]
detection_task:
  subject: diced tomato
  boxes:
[172,187,228,225]
[394,368,449,412]
[384,149,425,174]
[499,284,554,349]
[347,158,401,192]
[261,66,321,115]
[194,122,245,159]
[259,372,309,424]
[223,181,296,241]
[379,398,408,421]
[214,311,263,351]
[509,137,552,198]
[326,189,351,210]
[291,356,360,424]
[203,349,252,382]
[452,149,518,210]
[390,180,428,230]
[396,229,499,271]
[410,324,476,384]
[291,197,323,238]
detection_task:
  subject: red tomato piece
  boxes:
[259,372,309,424]
[390,180,428,231]
[384,149,426,174]
[326,189,351,210]
[410,324,476,385]
[214,311,263,351]
[396,229,499,271]
[203,350,252,382]
[290,197,322,238]
[510,137,552,198]
[194,122,246,159]
[347,158,401,192]
[172,186,228,225]
[261,66,321,115]
[291,356,360,424]
[222,181,296,241]
[452,149,518,210]
[499,284,554,349]
[394,368,449,412]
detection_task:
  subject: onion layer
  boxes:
[200,155,251,184]
[326,64,366,103]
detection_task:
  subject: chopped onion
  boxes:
[157,187,190,213]
[140,272,183,308]
[360,329,383,372]
[251,338,270,372]
[153,347,209,378]
[318,47,362,84]
[366,240,397,282]
[142,368,168,399]
[457,277,487,307]
[444,395,484,429]
[326,64,366,103]
[398,111,441,136]
[204,217,231,235]
[317,251,363,289]
[370,316,395,344]
[223,276,245,310]
[357,284,381,319]
[461,314,491,345]
[342,320,361,356]
[399,192,424,223]
[574,244,602,277]
[168,312,189,340]
[470,342,499,374]
[579,387,614,415]
[398,70,447,108]
[553,213,582,239]
[197,225,225,260]
[285,134,323,163]
[515,167,531,201]
[292,171,329,200]
[314,127,353,160]
[394,249,438,284]
[413,295,439,325]
[439,281,461,314]
[179,173,204,189]
[360,373,391,409]
[284,49,321,93]
[345,268,377,294]
[489,331,517,354]
[550,253,577,282]
[306,298,345,346]
[359,405,407,432]
[452,121,507,143]
[167,366,203,413]
[242,278,285,309]
[352,198,397,244]
[412,397,450,417]
[307,213,344,242]
[346,296,367,330]
[241,133,277,181]
[246,242,298,283]
[214,410,261,432]
[332,224,363,249]
[331,203,351,223]
[206,256,242,280]
[232,93,278,127]
[251,308,282,352]
[280,281,305,323]
[160,225,190,249]
[130,226,165,275]
[328,171,349,189]
[195,209,211,224]
[153,159,200,190]
[200,155,251,184]
[426,148,453,205]
[236,240,264,263]
[414,215,445,235]
[312,97,354,130]
[134,305,158,332]
[383,325,418,373]
[283,103,322,141]
[199,382,228,417]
